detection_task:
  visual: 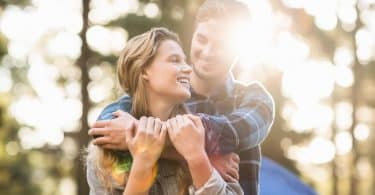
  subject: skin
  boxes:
[89,20,242,183]
[119,40,214,195]
[124,117,166,195]
[141,39,192,121]
[190,19,238,96]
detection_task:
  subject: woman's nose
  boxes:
[180,64,192,73]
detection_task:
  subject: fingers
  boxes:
[154,118,162,135]
[220,173,237,183]
[222,172,238,183]
[228,166,240,181]
[101,143,119,150]
[169,118,178,133]
[231,153,240,164]
[186,114,202,127]
[146,117,155,133]
[88,127,109,137]
[175,115,184,129]
[220,161,239,182]
[160,123,167,140]
[112,110,126,117]
[92,136,112,145]
[92,120,110,128]
[136,117,148,138]
[125,124,134,144]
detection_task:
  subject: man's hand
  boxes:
[88,110,137,151]
[209,153,240,182]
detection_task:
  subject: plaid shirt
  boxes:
[186,78,274,195]
[96,77,274,195]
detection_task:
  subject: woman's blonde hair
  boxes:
[87,27,191,195]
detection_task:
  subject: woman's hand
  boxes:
[123,116,166,195]
[126,116,167,166]
[166,114,205,160]
[166,114,213,189]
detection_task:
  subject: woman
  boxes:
[86,27,243,195]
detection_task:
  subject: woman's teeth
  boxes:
[177,78,189,84]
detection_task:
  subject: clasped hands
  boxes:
[88,110,240,182]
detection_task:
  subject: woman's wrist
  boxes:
[131,158,156,174]
[185,150,213,189]
[184,148,207,163]
[125,159,157,194]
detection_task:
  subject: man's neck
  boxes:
[191,73,228,97]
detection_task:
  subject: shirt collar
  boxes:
[190,75,235,101]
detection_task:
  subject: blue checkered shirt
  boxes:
[96,78,275,195]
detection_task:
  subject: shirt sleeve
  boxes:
[86,158,108,195]
[97,95,132,121]
[199,82,275,153]
[189,169,244,195]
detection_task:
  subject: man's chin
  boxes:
[193,65,216,80]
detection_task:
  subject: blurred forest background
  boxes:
[0,0,374,195]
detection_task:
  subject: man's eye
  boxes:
[198,36,207,44]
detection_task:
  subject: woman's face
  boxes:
[143,39,192,103]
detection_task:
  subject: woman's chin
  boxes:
[174,91,190,103]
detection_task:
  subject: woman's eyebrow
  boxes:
[168,53,186,60]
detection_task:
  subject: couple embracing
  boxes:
[86,0,275,195]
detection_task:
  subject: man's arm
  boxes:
[199,82,275,153]
[97,95,132,121]
[88,95,135,150]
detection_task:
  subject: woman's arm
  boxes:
[167,115,243,194]
[167,115,212,188]
[123,117,167,195]
[123,160,156,195]
[191,168,244,195]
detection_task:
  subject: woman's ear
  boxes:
[142,69,150,81]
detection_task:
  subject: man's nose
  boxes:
[201,43,215,59]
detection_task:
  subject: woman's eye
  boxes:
[170,57,179,63]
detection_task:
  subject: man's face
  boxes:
[190,20,237,81]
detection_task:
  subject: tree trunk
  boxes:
[76,0,91,194]
[349,4,362,195]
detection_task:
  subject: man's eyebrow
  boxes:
[196,33,207,39]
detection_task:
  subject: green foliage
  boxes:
[0,0,29,7]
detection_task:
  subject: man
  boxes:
[89,0,274,194]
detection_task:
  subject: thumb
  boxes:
[112,110,125,117]
[125,123,136,144]
[186,114,203,128]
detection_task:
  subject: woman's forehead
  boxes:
[157,40,185,57]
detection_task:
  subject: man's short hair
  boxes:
[196,0,251,24]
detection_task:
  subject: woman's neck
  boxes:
[147,94,175,121]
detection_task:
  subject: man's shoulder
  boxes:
[232,80,269,95]
[97,95,132,120]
